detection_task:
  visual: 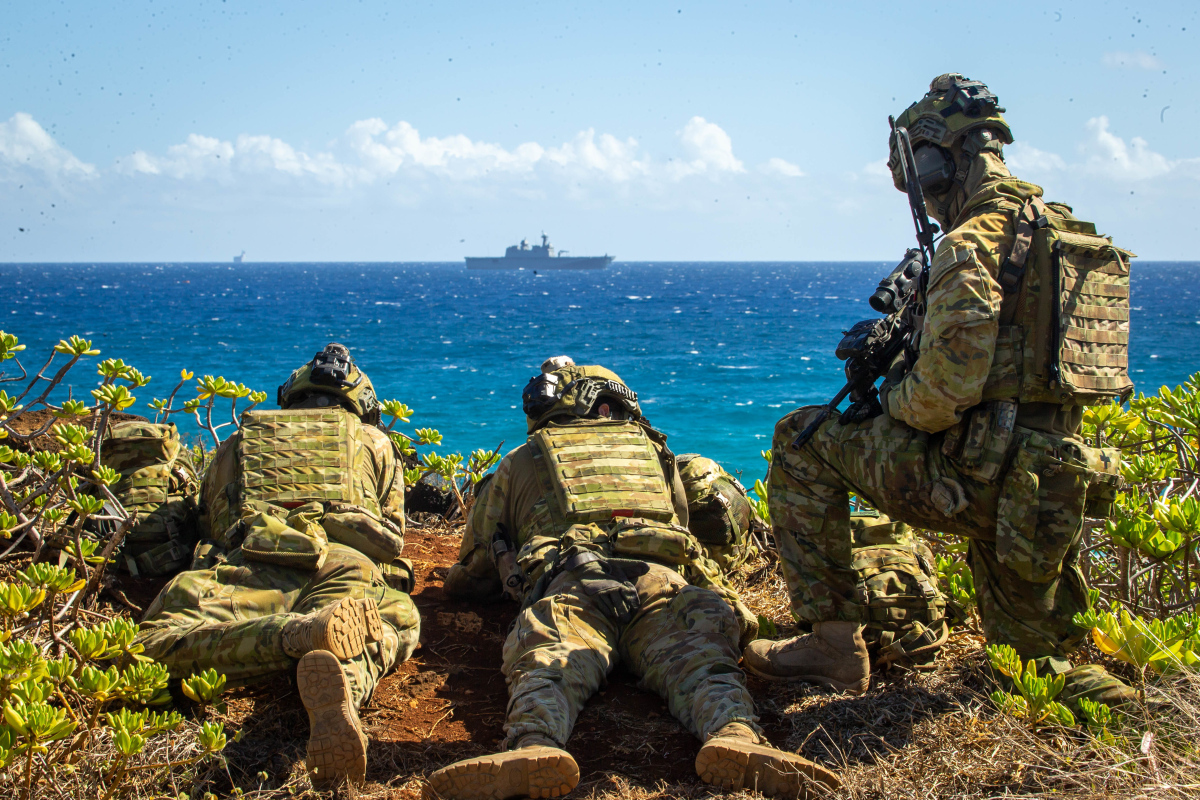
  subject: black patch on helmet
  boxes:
[522,373,562,418]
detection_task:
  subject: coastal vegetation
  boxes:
[0,330,1196,798]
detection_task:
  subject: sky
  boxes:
[1,1,1197,261]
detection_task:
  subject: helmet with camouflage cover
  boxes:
[889,73,1012,199]
[522,356,641,433]
[277,343,381,425]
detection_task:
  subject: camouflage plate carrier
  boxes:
[677,454,758,572]
[101,421,200,578]
[521,419,757,641]
[204,408,408,586]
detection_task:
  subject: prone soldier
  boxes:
[137,344,421,787]
[434,357,839,800]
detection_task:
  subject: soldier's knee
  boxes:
[672,586,739,643]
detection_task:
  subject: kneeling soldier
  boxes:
[138,344,421,787]
[435,357,838,800]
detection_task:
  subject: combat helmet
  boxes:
[277,343,382,425]
[522,356,641,433]
[889,73,1012,198]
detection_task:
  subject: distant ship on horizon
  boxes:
[233,250,245,263]
[465,234,612,270]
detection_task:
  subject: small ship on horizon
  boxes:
[465,234,612,270]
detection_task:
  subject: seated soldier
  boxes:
[137,344,421,788]
[435,357,839,800]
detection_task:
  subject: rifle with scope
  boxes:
[791,118,942,449]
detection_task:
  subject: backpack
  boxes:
[676,454,758,572]
[101,421,200,577]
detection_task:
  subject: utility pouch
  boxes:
[609,517,701,566]
[942,400,1018,483]
[322,504,406,563]
[239,503,328,571]
[1083,446,1122,518]
[379,558,415,593]
[996,431,1090,583]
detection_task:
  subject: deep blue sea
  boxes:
[4,262,1198,483]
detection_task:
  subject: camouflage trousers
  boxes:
[502,562,763,748]
[138,542,420,707]
[769,406,1090,659]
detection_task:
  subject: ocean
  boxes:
[4,261,1198,483]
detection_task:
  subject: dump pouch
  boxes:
[321,504,406,564]
[609,517,702,565]
[238,501,328,570]
[378,558,415,593]
[996,431,1090,583]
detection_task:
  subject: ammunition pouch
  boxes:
[941,400,1019,483]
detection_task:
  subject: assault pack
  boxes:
[849,509,954,667]
[101,421,200,577]
[676,454,758,572]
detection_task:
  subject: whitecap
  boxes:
[717,366,755,370]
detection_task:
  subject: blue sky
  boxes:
[2,1,1197,261]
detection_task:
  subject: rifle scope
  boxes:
[868,248,924,314]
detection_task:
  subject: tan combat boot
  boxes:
[742,621,870,694]
[282,597,383,661]
[696,723,840,798]
[297,649,369,789]
[424,733,580,800]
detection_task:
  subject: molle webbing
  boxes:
[1050,232,1134,399]
[239,409,354,506]
[530,422,676,525]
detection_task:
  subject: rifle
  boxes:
[792,118,941,449]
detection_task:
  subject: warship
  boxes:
[465,233,612,270]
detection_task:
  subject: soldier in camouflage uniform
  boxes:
[138,344,420,788]
[432,358,839,800]
[747,74,1137,707]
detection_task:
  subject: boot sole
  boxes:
[317,597,370,660]
[696,738,840,798]
[297,650,368,789]
[425,746,579,800]
[742,660,869,695]
[358,597,385,644]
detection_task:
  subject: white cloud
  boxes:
[761,157,804,178]
[670,116,745,178]
[1005,142,1067,174]
[110,115,772,192]
[118,132,354,184]
[1102,50,1164,70]
[1080,116,1175,180]
[0,112,95,180]
[1003,118,1200,184]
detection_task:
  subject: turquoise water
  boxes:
[5,261,1199,482]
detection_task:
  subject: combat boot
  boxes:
[742,621,870,694]
[282,597,383,661]
[695,722,840,798]
[424,733,580,800]
[297,650,368,789]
